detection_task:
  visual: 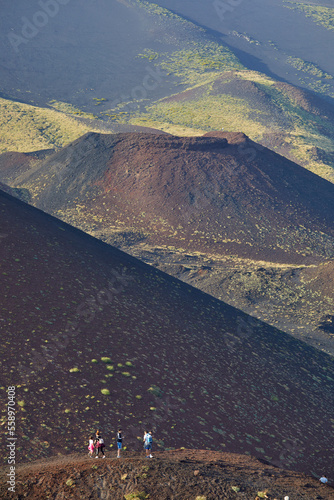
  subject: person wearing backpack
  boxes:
[116,428,123,458]
[143,431,153,458]
[95,430,106,458]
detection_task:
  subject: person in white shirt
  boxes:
[143,431,153,458]
[319,475,328,484]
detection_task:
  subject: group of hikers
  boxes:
[87,430,330,486]
[88,429,153,459]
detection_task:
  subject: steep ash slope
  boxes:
[0,189,334,478]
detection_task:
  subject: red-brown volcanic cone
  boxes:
[14,131,334,264]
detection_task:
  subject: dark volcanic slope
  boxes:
[1,189,334,478]
[14,131,334,263]
[0,0,240,111]
[0,152,37,182]
[0,150,57,191]
[0,181,30,203]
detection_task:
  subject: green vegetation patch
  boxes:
[124,492,148,500]
[286,56,333,79]
[0,97,96,153]
[135,0,189,23]
[101,357,112,363]
[284,2,334,31]
[48,100,97,118]
[159,44,243,85]
[137,49,159,62]
[133,91,268,138]
[101,388,110,395]
[92,98,107,105]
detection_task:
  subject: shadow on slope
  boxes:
[146,0,334,102]
[0,0,240,110]
[0,189,334,479]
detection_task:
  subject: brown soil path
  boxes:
[1,449,333,499]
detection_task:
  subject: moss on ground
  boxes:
[284,2,334,31]
[0,97,98,153]
[286,56,333,80]
[127,70,334,181]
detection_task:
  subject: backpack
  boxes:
[99,437,104,445]
[146,434,152,445]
